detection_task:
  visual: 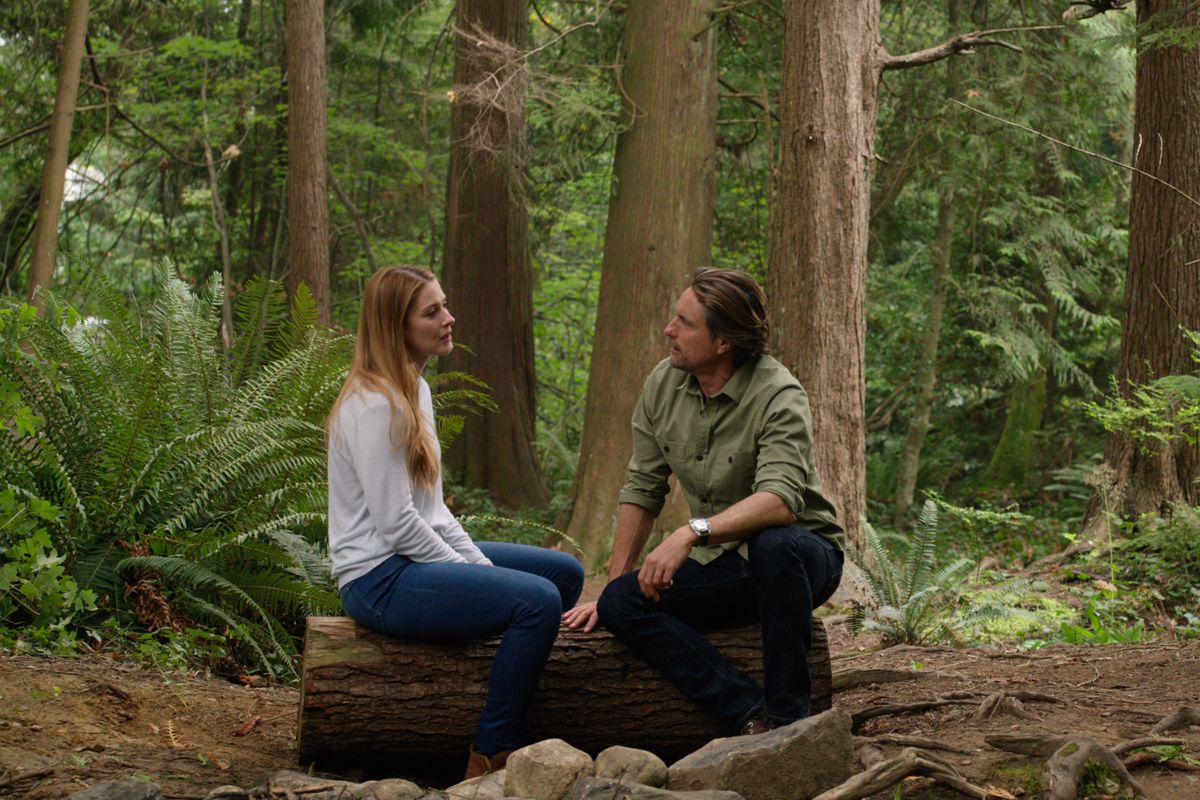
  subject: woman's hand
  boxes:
[562,601,600,633]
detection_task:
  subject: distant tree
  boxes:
[26,0,89,311]
[564,0,719,566]
[1083,0,1200,533]
[439,0,549,509]
[286,0,330,324]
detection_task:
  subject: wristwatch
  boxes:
[688,517,712,547]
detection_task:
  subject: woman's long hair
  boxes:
[327,266,440,490]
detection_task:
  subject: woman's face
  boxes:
[404,279,455,365]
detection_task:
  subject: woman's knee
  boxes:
[515,576,563,626]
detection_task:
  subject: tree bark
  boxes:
[285,0,330,324]
[563,0,718,567]
[767,0,882,550]
[440,0,548,509]
[1082,0,1200,535]
[26,0,89,311]
[297,616,831,765]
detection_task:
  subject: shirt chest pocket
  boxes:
[709,446,758,503]
[655,435,687,475]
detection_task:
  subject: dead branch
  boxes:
[882,26,1064,72]
[1064,0,1132,21]
[851,698,978,731]
[0,766,56,791]
[1113,737,1184,756]
[813,747,1013,800]
[953,100,1200,212]
[857,733,971,754]
[1150,706,1200,734]
[1123,751,1200,772]
[327,166,378,272]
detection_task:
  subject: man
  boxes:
[563,268,844,735]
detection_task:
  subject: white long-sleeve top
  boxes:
[327,379,491,588]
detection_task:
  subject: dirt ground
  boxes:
[0,618,1198,800]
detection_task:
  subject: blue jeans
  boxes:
[598,525,842,730]
[338,542,584,756]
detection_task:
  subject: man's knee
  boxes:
[596,572,643,630]
[748,525,804,572]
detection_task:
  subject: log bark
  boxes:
[298,616,831,764]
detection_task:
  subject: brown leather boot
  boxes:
[464,746,513,780]
[739,717,774,736]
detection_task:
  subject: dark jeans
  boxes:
[597,525,842,730]
[338,542,584,756]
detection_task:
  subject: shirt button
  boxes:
[696,455,704,462]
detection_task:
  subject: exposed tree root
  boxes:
[971,691,1037,721]
[857,733,971,753]
[987,733,1147,799]
[813,747,1016,800]
[1123,750,1200,772]
[833,667,936,690]
[1150,706,1200,734]
[851,697,978,731]
[1112,736,1184,756]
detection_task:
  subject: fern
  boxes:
[851,501,974,645]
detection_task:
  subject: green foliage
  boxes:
[850,501,974,645]
[1058,592,1152,645]
[955,576,1075,646]
[0,490,97,652]
[1108,512,1200,635]
[0,272,350,679]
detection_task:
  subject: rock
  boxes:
[252,770,423,800]
[68,780,163,800]
[566,776,742,800]
[594,746,668,787]
[667,708,855,800]
[505,739,593,800]
[445,770,506,800]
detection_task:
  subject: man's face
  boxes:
[664,288,729,373]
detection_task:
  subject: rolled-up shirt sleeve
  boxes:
[751,386,812,517]
[616,390,672,516]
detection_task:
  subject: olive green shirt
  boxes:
[618,356,844,564]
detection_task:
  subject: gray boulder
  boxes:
[505,739,593,800]
[594,746,668,787]
[445,769,506,800]
[667,708,854,800]
[566,776,742,800]
[69,780,162,800]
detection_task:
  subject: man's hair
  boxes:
[690,267,770,366]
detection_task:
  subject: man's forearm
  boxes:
[607,502,657,580]
[703,491,795,544]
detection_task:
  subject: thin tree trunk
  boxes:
[200,67,235,350]
[285,0,330,323]
[439,0,549,509]
[563,0,719,567]
[893,0,961,527]
[768,0,881,550]
[27,0,89,311]
[1081,0,1200,536]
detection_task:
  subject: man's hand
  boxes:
[638,527,695,601]
[562,601,600,633]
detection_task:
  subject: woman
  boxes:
[326,266,584,779]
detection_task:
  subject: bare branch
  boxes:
[1064,0,1132,21]
[882,25,1065,71]
[951,99,1200,211]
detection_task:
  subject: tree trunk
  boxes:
[297,616,831,766]
[285,0,330,324]
[26,0,89,311]
[1082,0,1200,535]
[893,192,954,525]
[440,0,549,510]
[767,0,882,550]
[563,0,718,567]
[984,370,1048,490]
[893,3,960,527]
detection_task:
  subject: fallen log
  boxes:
[298,616,831,765]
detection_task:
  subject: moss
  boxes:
[993,757,1043,796]
[983,370,1048,489]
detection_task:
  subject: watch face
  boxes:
[690,517,710,534]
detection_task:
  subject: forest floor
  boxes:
[1,606,1198,799]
